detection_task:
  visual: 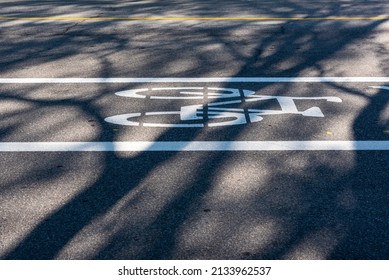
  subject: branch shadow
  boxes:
[1,1,388,260]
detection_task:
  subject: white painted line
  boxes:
[0,141,388,152]
[370,86,389,90]
[1,77,389,83]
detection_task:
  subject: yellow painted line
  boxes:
[0,16,388,22]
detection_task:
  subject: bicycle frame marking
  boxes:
[105,87,342,127]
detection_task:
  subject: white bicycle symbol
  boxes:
[105,87,342,127]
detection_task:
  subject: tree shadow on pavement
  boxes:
[1,1,388,260]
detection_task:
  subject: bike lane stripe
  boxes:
[0,141,388,152]
[2,77,389,83]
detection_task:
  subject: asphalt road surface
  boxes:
[0,0,388,259]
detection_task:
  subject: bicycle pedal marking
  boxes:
[105,87,343,127]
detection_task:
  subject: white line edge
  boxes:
[1,77,389,83]
[0,141,388,152]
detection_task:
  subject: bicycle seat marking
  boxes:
[105,87,342,127]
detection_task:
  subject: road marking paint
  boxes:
[369,86,389,90]
[105,88,342,127]
[0,141,388,152]
[1,77,389,84]
[0,16,387,22]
